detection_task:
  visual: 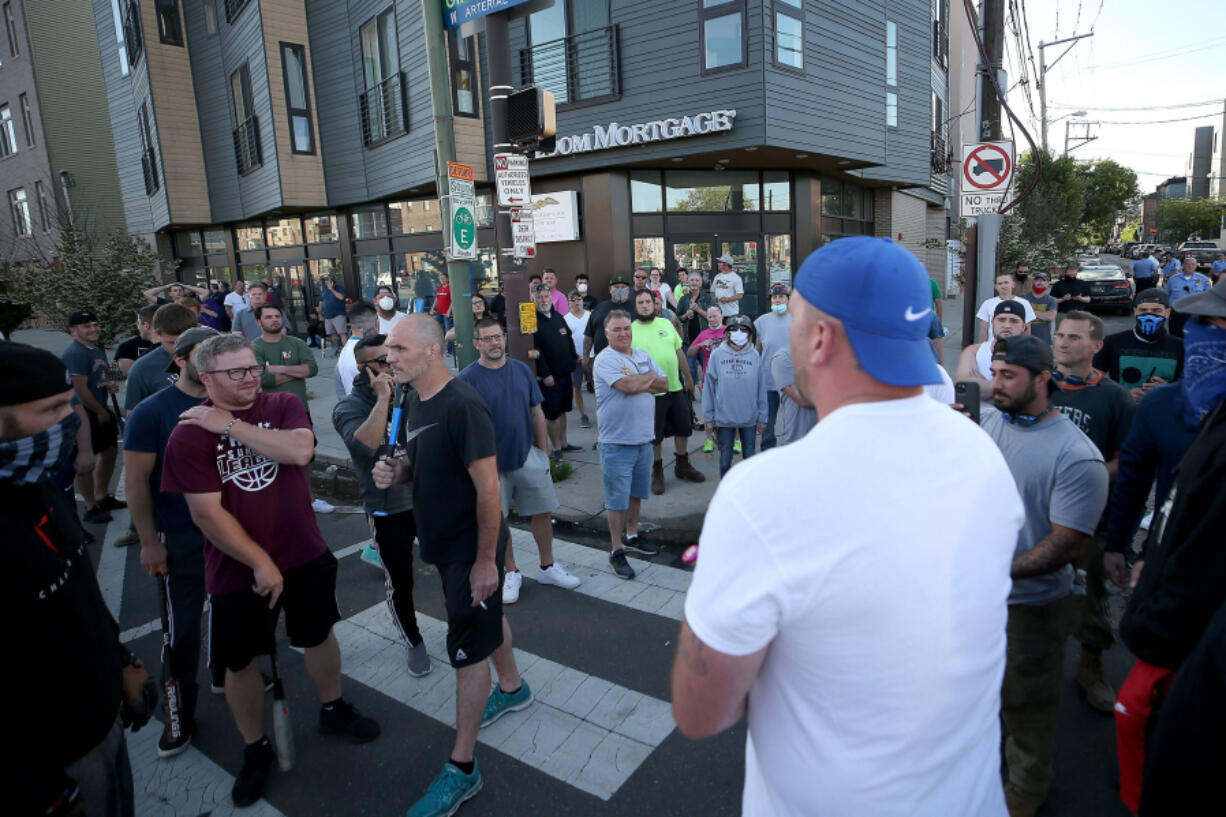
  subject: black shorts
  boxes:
[436,528,508,668]
[540,373,574,421]
[653,389,693,444]
[87,407,118,453]
[208,551,340,672]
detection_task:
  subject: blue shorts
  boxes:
[598,442,653,511]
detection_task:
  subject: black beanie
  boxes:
[0,341,73,406]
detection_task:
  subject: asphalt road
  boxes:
[93,266,1143,816]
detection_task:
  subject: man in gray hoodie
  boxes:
[331,334,431,678]
[702,315,767,476]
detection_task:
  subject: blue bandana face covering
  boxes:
[0,411,80,485]
[1135,313,1165,339]
[1182,318,1226,422]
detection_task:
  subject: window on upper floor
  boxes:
[155,0,183,46]
[0,105,16,157]
[699,0,746,74]
[123,0,143,67]
[230,62,262,174]
[280,42,315,154]
[137,100,159,194]
[18,93,33,147]
[358,8,406,146]
[524,0,614,106]
[449,32,477,117]
[10,187,30,237]
[886,21,897,86]
[933,0,949,69]
[35,180,51,231]
[203,1,217,35]
[773,0,802,70]
[224,0,250,25]
[886,92,898,128]
[108,0,130,76]
[3,3,18,59]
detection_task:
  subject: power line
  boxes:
[1094,112,1222,125]
[1051,98,1225,112]
[1083,35,1226,70]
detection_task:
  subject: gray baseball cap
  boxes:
[173,326,220,356]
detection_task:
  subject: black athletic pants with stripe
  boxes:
[163,528,206,724]
[369,510,424,647]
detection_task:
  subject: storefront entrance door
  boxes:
[669,233,763,317]
[268,262,311,334]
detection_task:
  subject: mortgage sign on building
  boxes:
[960,141,1014,217]
[442,0,535,29]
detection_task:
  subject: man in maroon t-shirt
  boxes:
[162,334,379,807]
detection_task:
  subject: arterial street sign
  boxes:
[442,0,536,29]
[960,141,1014,217]
[447,161,477,261]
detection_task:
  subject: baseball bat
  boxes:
[371,385,404,518]
[156,572,184,742]
[270,631,294,771]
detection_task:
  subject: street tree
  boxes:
[1076,159,1138,243]
[1156,197,1226,244]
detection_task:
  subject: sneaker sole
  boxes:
[407,663,433,678]
[156,737,193,759]
[480,693,534,728]
[612,569,636,580]
[438,777,484,817]
[536,576,581,589]
[622,541,659,556]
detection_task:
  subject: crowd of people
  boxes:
[6,237,1226,817]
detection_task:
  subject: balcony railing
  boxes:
[123,0,143,67]
[933,19,949,68]
[930,132,950,174]
[233,115,262,175]
[141,147,159,195]
[519,25,620,107]
[224,0,250,24]
[360,72,407,147]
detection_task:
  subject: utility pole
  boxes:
[979,0,1004,142]
[1038,32,1093,154]
[965,0,1005,345]
[421,0,476,368]
[1064,120,1098,156]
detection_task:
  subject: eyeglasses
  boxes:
[532,285,550,293]
[633,275,647,280]
[203,365,264,381]
[474,333,505,343]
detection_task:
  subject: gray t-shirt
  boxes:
[770,349,817,445]
[61,339,109,407]
[124,346,177,411]
[593,346,664,445]
[754,311,792,391]
[233,308,261,340]
[1020,291,1059,343]
[711,271,743,316]
[981,407,1109,605]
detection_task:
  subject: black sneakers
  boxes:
[83,504,112,524]
[319,699,380,743]
[622,534,660,556]
[610,549,636,580]
[97,494,127,511]
[156,718,193,759]
[232,737,274,806]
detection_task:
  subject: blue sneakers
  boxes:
[480,681,533,728]
[406,761,482,817]
[360,543,382,567]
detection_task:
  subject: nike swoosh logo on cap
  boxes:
[904,306,932,322]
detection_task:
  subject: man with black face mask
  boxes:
[2,341,158,817]
[583,273,634,368]
[1094,289,1184,404]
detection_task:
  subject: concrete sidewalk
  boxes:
[14,291,967,540]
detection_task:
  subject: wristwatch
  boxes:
[220,418,240,439]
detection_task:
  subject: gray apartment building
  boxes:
[0,0,125,265]
[91,0,953,325]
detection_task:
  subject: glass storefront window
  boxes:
[309,258,342,295]
[174,231,203,256]
[822,182,842,217]
[631,170,662,213]
[398,251,447,312]
[239,263,268,282]
[476,193,494,228]
[265,217,303,247]
[267,263,308,330]
[305,214,338,243]
[202,229,226,254]
[665,170,759,212]
[719,239,759,316]
[765,234,792,286]
[207,265,234,285]
[388,198,441,235]
[352,205,388,239]
[634,237,665,271]
[763,171,790,211]
[236,224,265,250]
[357,254,394,302]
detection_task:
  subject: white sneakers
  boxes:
[503,563,582,604]
[503,571,523,604]
[312,498,335,514]
[537,563,581,589]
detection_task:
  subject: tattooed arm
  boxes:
[1011,523,1091,580]
[670,618,770,739]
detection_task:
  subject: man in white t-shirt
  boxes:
[977,270,1036,343]
[562,289,592,428]
[223,279,250,321]
[673,236,1022,817]
[955,300,1029,398]
[373,285,407,334]
[334,302,378,399]
[711,254,744,316]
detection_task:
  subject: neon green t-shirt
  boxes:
[632,317,683,394]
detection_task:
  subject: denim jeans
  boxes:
[716,426,756,476]
[761,391,780,450]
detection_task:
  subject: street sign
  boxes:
[960,141,1014,218]
[447,162,477,261]
[510,207,536,259]
[494,153,532,206]
[1150,228,1158,236]
[518,301,537,334]
[442,0,536,29]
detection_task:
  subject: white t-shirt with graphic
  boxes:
[711,270,744,316]
[685,395,1021,817]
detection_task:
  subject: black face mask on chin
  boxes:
[635,310,655,322]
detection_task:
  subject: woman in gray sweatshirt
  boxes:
[701,315,768,476]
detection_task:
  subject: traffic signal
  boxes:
[506,84,556,147]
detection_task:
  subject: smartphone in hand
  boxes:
[955,381,981,425]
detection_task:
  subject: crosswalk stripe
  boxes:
[97,510,131,620]
[127,714,287,816]
[320,602,676,801]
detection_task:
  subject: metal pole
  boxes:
[961,224,979,348]
[977,213,1002,314]
[1039,45,1048,153]
[421,0,477,369]
[484,13,533,368]
[979,0,1004,142]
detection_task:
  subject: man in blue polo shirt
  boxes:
[1211,252,1226,282]
[1165,256,1212,337]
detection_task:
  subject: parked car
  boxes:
[1078,263,1134,314]
[1177,241,1223,272]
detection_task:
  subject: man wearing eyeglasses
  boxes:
[163,334,379,807]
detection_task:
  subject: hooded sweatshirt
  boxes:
[702,341,768,428]
[332,370,414,515]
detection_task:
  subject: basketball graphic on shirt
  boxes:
[216,437,279,492]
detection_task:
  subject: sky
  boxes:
[999,0,1224,192]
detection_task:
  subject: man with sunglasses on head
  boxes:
[163,334,379,807]
[332,334,432,678]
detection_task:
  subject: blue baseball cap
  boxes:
[793,237,942,387]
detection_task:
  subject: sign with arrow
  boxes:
[495,153,531,207]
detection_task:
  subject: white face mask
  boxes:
[377,296,395,311]
[577,283,588,293]
[728,329,749,346]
